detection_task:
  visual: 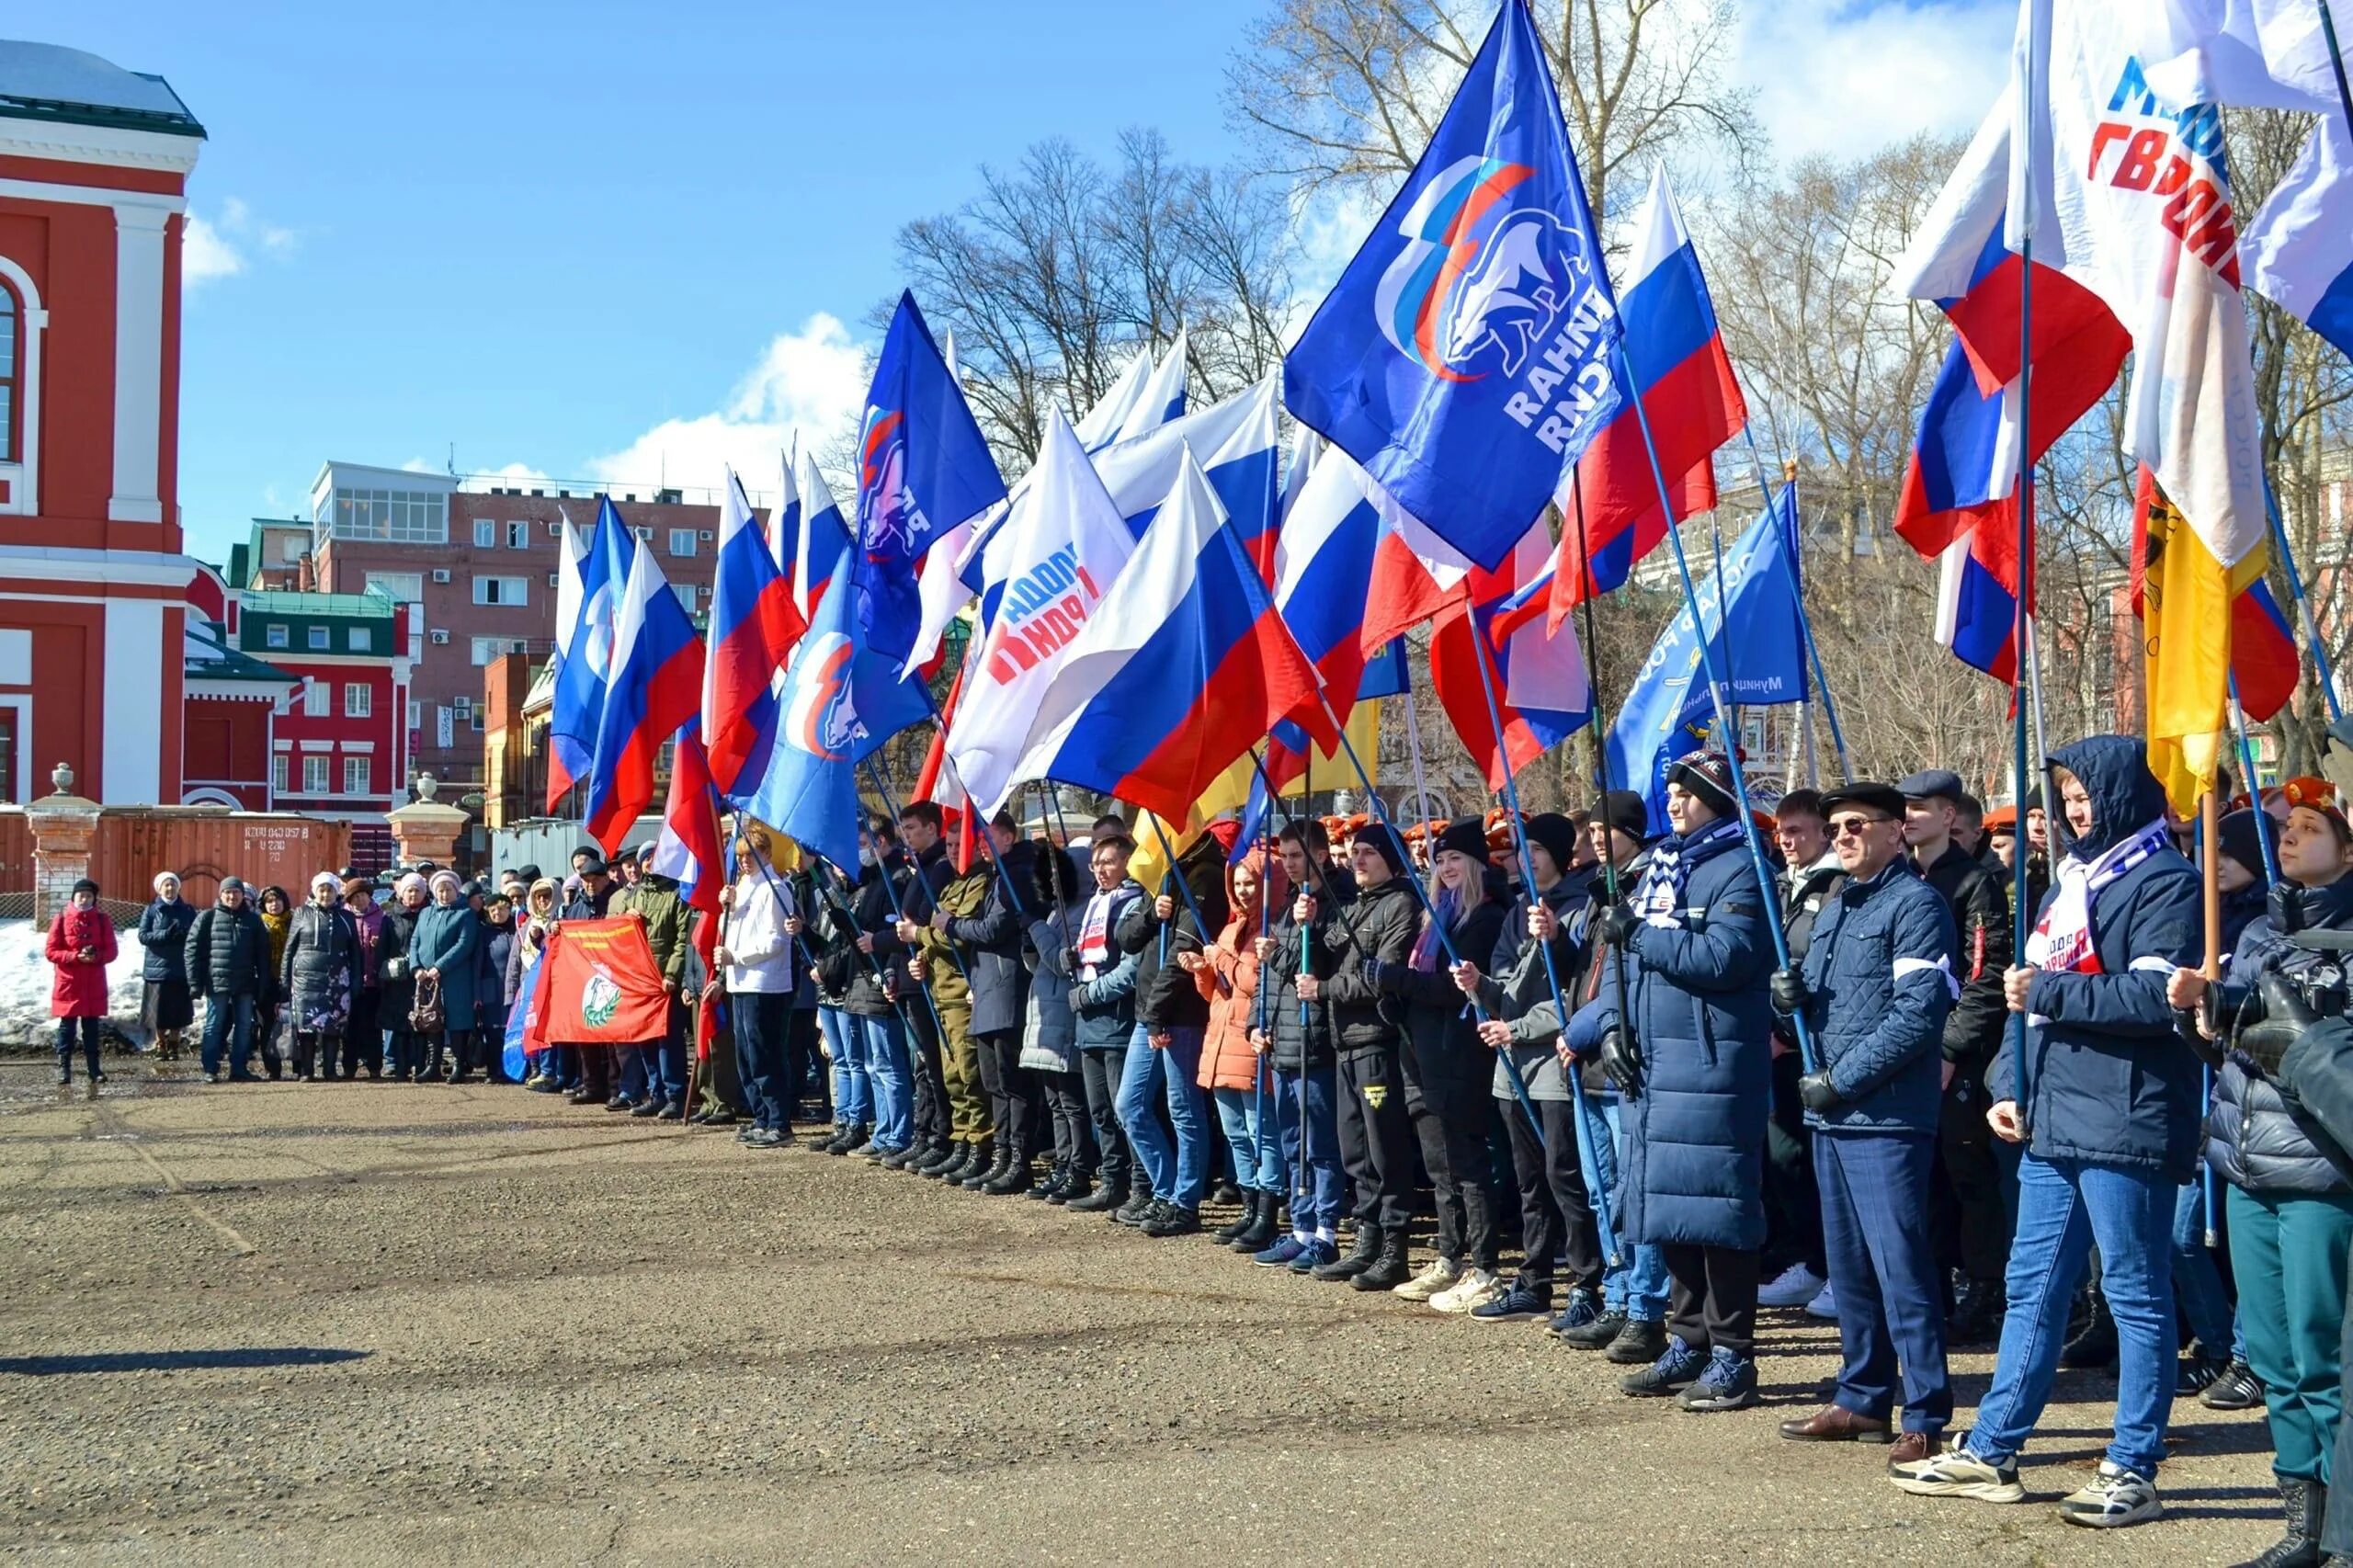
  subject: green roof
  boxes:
[186,619,295,686]
[244,587,398,618]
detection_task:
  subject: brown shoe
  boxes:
[1778,1403,1893,1443]
[1886,1430,1944,1468]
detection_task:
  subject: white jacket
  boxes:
[721,872,796,994]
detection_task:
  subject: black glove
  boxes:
[1590,903,1638,948]
[1797,1068,1841,1112]
[1768,967,1808,1017]
[2239,971,2320,1078]
[1597,1028,1644,1097]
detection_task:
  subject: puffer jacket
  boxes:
[1989,735,2203,1183]
[1192,848,1288,1091]
[1388,866,1509,1087]
[1263,873,1418,1054]
[1794,858,1959,1134]
[2208,879,2353,1196]
[47,903,118,1017]
[1113,844,1226,1031]
[186,901,272,1001]
[478,917,516,1029]
[138,897,195,984]
[1472,869,1586,1102]
[943,839,1040,1037]
[278,902,360,1031]
[1567,820,1775,1250]
[409,901,485,1026]
[1021,848,1091,1074]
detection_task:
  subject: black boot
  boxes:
[1052,1166,1092,1207]
[1312,1221,1383,1281]
[959,1140,1000,1190]
[1351,1225,1412,1290]
[1213,1190,1261,1244]
[984,1149,1035,1196]
[2060,1285,2119,1369]
[2247,1479,2325,1568]
[1067,1175,1122,1212]
[926,1143,973,1182]
[1230,1190,1279,1253]
[1028,1159,1068,1201]
[55,1054,71,1086]
[915,1141,961,1176]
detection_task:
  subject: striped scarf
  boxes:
[1632,815,1743,922]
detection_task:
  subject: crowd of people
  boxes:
[42,733,2353,1562]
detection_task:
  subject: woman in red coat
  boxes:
[47,877,118,1086]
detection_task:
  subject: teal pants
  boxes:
[2227,1183,2353,1483]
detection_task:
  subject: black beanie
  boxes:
[1358,823,1409,877]
[2217,809,2265,878]
[1436,816,1490,863]
[1597,790,1650,844]
[1525,812,1578,871]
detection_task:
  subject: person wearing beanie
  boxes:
[1898,737,2200,1528]
[1583,748,1777,1414]
[341,877,386,1081]
[940,812,1043,1194]
[1251,822,1349,1270]
[1771,782,1959,1460]
[1378,817,1513,1314]
[513,877,562,1091]
[376,871,432,1081]
[1267,821,1421,1290]
[1897,768,2017,1348]
[186,876,270,1083]
[46,877,118,1087]
[476,890,517,1079]
[411,869,486,1084]
[138,871,198,1064]
[253,886,293,1080]
[280,871,361,1080]
[2171,793,2353,1563]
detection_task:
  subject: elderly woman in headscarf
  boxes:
[138,870,197,1062]
[378,871,431,1081]
[411,869,486,1083]
[255,885,293,1080]
[281,871,360,1079]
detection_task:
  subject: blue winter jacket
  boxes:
[1573,823,1775,1250]
[410,902,487,1027]
[1988,735,2203,1182]
[1796,858,1958,1135]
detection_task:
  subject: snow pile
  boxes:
[0,919,151,1050]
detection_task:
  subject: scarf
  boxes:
[1078,885,1131,979]
[2023,817,2169,978]
[1631,816,1743,923]
[1411,881,1461,971]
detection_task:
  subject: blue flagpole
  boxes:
[2266,483,2342,723]
[1609,339,1822,1076]
[915,684,1031,926]
[1143,813,1228,999]
[1737,427,1852,782]
[858,754,975,989]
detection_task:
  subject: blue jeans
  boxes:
[1818,1130,1951,1433]
[1586,1093,1669,1321]
[1968,1152,2176,1478]
[2172,1177,2237,1357]
[1271,1063,1345,1234]
[857,1012,914,1152]
[1117,1022,1208,1207]
[199,993,256,1078]
[1211,1083,1282,1192]
[820,1006,870,1126]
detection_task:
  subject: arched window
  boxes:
[0,283,15,464]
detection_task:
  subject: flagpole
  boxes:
[1401,669,1438,832]
[1765,449,1852,783]
[2320,2,2353,145]
[1142,813,1230,997]
[858,754,975,991]
[1244,745,1313,1227]
[915,685,1033,927]
[2268,483,2344,723]
[2006,31,2041,1116]
[2222,677,2276,1249]
[1606,339,1821,1074]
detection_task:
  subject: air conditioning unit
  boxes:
[546,573,559,587]
[431,568,451,584]
[428,629,449,645]
[632,527,653,541]
[699,529,714,541]
[546,521,563,537]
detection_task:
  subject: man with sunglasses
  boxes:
[1770,782,1960,1466]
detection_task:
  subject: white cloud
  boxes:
[182,198,300,290]
[1733,0,2012,165]
[585,312,870,496]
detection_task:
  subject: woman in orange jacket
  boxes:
[1181,846,1290,1253]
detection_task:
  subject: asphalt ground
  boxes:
[0,1058,2289,1565]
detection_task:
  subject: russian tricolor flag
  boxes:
[547,497,635,812]
[785,445,850,624]
[703,468,803,805]
[1010,447,1319,824]
[585,549,706,857]
[1435,522,1589,790]
[651,721,725,917]
[1547,167,1743,622]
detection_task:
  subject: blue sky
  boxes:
[19,1,2007,565]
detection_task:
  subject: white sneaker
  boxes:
[2058,1462,2161,1528]
[1430,1267,1504,1315]
[1805,1281,1838,1320]
[1392,1256,1460,1301]
[1758,1263,1827,1308]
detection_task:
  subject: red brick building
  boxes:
[0,42,206,803]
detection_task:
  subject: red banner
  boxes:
[524,918,670,1052]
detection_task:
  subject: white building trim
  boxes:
[0,545,203,587]
[108,203,169,525]
[100,597,162,802]
[0,693,27,803]
[0,119,201,176]
[0,255,45,517]
[180,786,243,808]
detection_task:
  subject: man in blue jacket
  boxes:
[1576,750,1777,1415]
[1769,781,1959,1462]
[1894,736,2200,1530]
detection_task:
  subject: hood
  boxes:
[2048,735,2169,859]
[1031,843,1091,911]
[1222,846,1291,934]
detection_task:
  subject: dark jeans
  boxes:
[1406,1050,1499,1269]
[1337,1043,1414,1229]
[1820,1129,1952,1433]
[979,1029,1040,1161]
[1763,1047,1826,1278]
[1505,1095,1603,1292]
[972,1024,1008,1149]
[55,1016,102,1077]
[733,991,791,1132]
[1040,1067,1089,1171]
[1080,1044,1131,1189]
[790,1006,825,1119]
[200,993,257,1077]
[1663,1244,1762,1359]
[905,994,951,1148]
[1936,1066,2012,1286]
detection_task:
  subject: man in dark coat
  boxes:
[1574,750,1777,1414]
[1773,782,1959,1462]
[942,812,1040,1194]
[1894,736,2199,1530]
[187,878,272,1083]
